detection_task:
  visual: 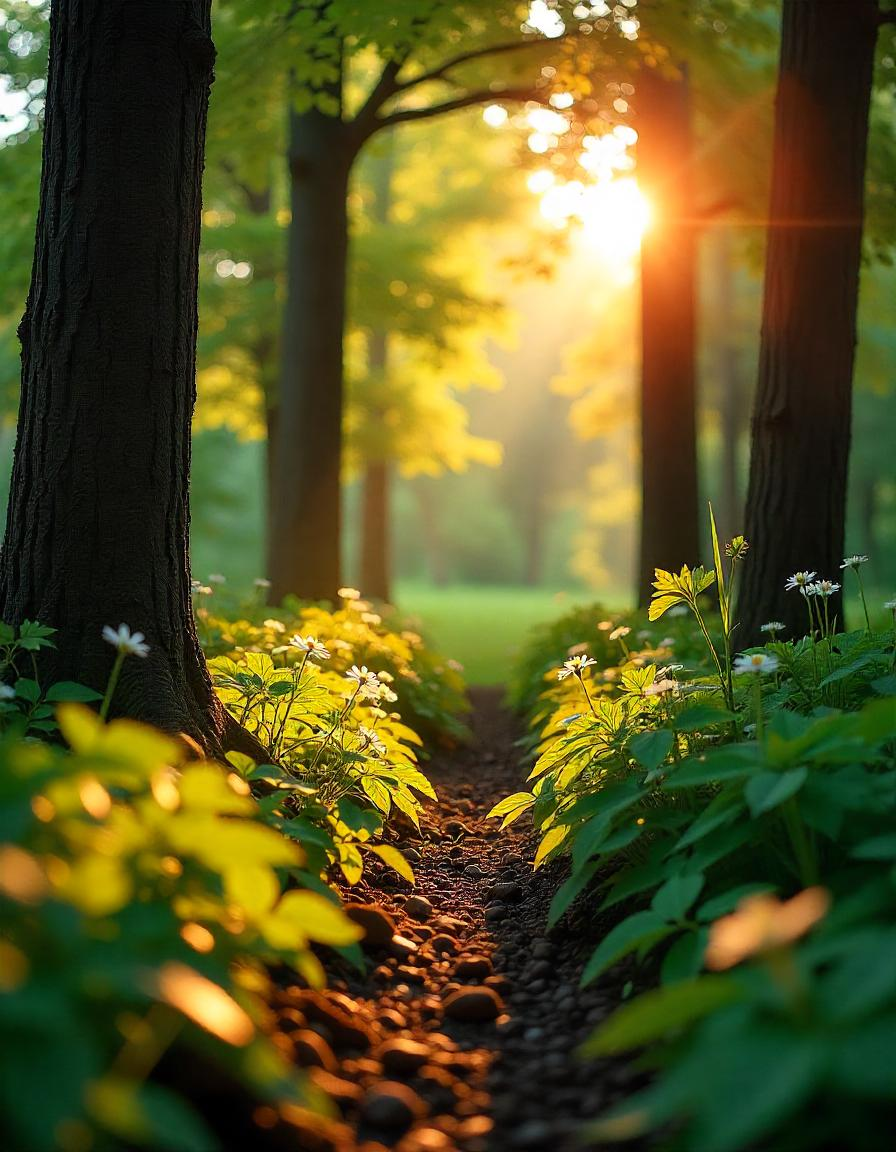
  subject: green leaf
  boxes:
[651,872,705,923]
[662,743,758,788]
[709,502,728,633]
[534,824,568,869]
[337,797,382,836]
[744,767,807,816]
[673,793,742,850]
[486,791,535,829]
[580,911,674,986]
[672,704,737,733]
[697,884,776,922]
[14,678,40,703]
[367,844,415,883]
[819,652,885,686]
[580,976,744,1056]
[45,681,104,703]
[660,927,708,984]
[629,728,673,772]
[547,860,600,929]
[852,834,896,861]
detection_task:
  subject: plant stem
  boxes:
[753,675,764,744]
[782,797,817,887]
[856,568,872,634]
[100,651,126,720]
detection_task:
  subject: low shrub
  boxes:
[0,598,463,1150]
[496,520,896,1150]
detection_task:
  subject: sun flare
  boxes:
[535,174,650,264]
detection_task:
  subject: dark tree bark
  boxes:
[359,136,396,603]
[360,459,392,602]
[636,66,701,606]
[0,0,247,754]
[712,232,748,545]
[739,1,879,639]
[270,87,355,603]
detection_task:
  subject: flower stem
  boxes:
[753,675,764,744]
[856,569,872,634]
[100,650,126,721]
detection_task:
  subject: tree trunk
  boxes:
[739,1,878,640]
[636,66,700,607]
[0,0,244,753]
[358,136,395,603]
[270,91,353,603]
[360,460,392,602]
[713,232,747,545]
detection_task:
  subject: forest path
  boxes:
[267,688,638,1152]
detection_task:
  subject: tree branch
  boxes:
[373,85,551,132]
[391,34,561,98]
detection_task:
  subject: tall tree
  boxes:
[0,0,246,752]
[636,64,700,605]
[251,0,622,602]
[740,0,889,638]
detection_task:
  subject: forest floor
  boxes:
[254,688,645,1152]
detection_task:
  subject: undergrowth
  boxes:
[0,594,463,1151]
[495,516,896,1152]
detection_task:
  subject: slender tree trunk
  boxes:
[713,232,747,544]
[360,460,391,601]
[360,328,392,601]
[0,0,245,753]
[359,136,396,602]
[636,66,700,606]
[270,88,354,602]
[739,1,878,639]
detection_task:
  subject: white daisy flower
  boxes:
[760,622,786,634]
[290,635,331,661]
[254,577,272,589]
[733,652,779,675]
[785,571,816,592]
[557,654,598,680]
[840,555,869,570]
[0,684,16,700]
[346,664,380,688]
[358,725,387,756]
[885,599,896,611]
[102,624,150,658]
[337,587,361,601]
[609,625,631,641]
[208,573,226,585]
[806,580,839,598]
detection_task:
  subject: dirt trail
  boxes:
[266,687,639,1152]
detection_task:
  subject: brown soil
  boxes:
[250,688,644,1152]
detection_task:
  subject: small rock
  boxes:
[291,1029,338,1072]
[510,1120,553,1148]
[345,903,396,949]
[463,864,486,879]
[452,956,492,981]
[530,939,552,960]
[404,894,434,922]
[391,934,418,960]
[442,986,503,1022]
[376,1037,431,1076]
[488,881,523,903]
[484,904,507,924]
[307,1068,364,1108]
[430,934,458,955]
[361,1082,428,1131]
